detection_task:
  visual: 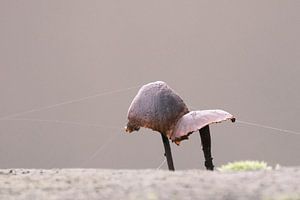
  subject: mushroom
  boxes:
[125,81,235,171]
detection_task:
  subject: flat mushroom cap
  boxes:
[126,81,189,138]
[172,109,235,144]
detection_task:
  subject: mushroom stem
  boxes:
[160,133,175,171]
[199,125,214,170]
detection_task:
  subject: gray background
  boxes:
[0,0,299,170]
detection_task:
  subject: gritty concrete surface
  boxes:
[0,167,300,200]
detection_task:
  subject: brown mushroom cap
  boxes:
[126,81,189,138]
[126,81,235,144]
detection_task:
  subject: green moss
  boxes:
[218,160,272,172]
[264,194,300,200]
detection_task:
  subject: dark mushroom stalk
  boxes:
[125,81,235,171]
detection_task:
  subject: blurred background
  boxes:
[0,0,299,169]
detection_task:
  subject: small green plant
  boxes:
[264,194,300,200]
[218,160,272,172]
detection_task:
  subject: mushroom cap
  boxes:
[126,81,189,137]
[125,81,236,145]
[171,110,235,144]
